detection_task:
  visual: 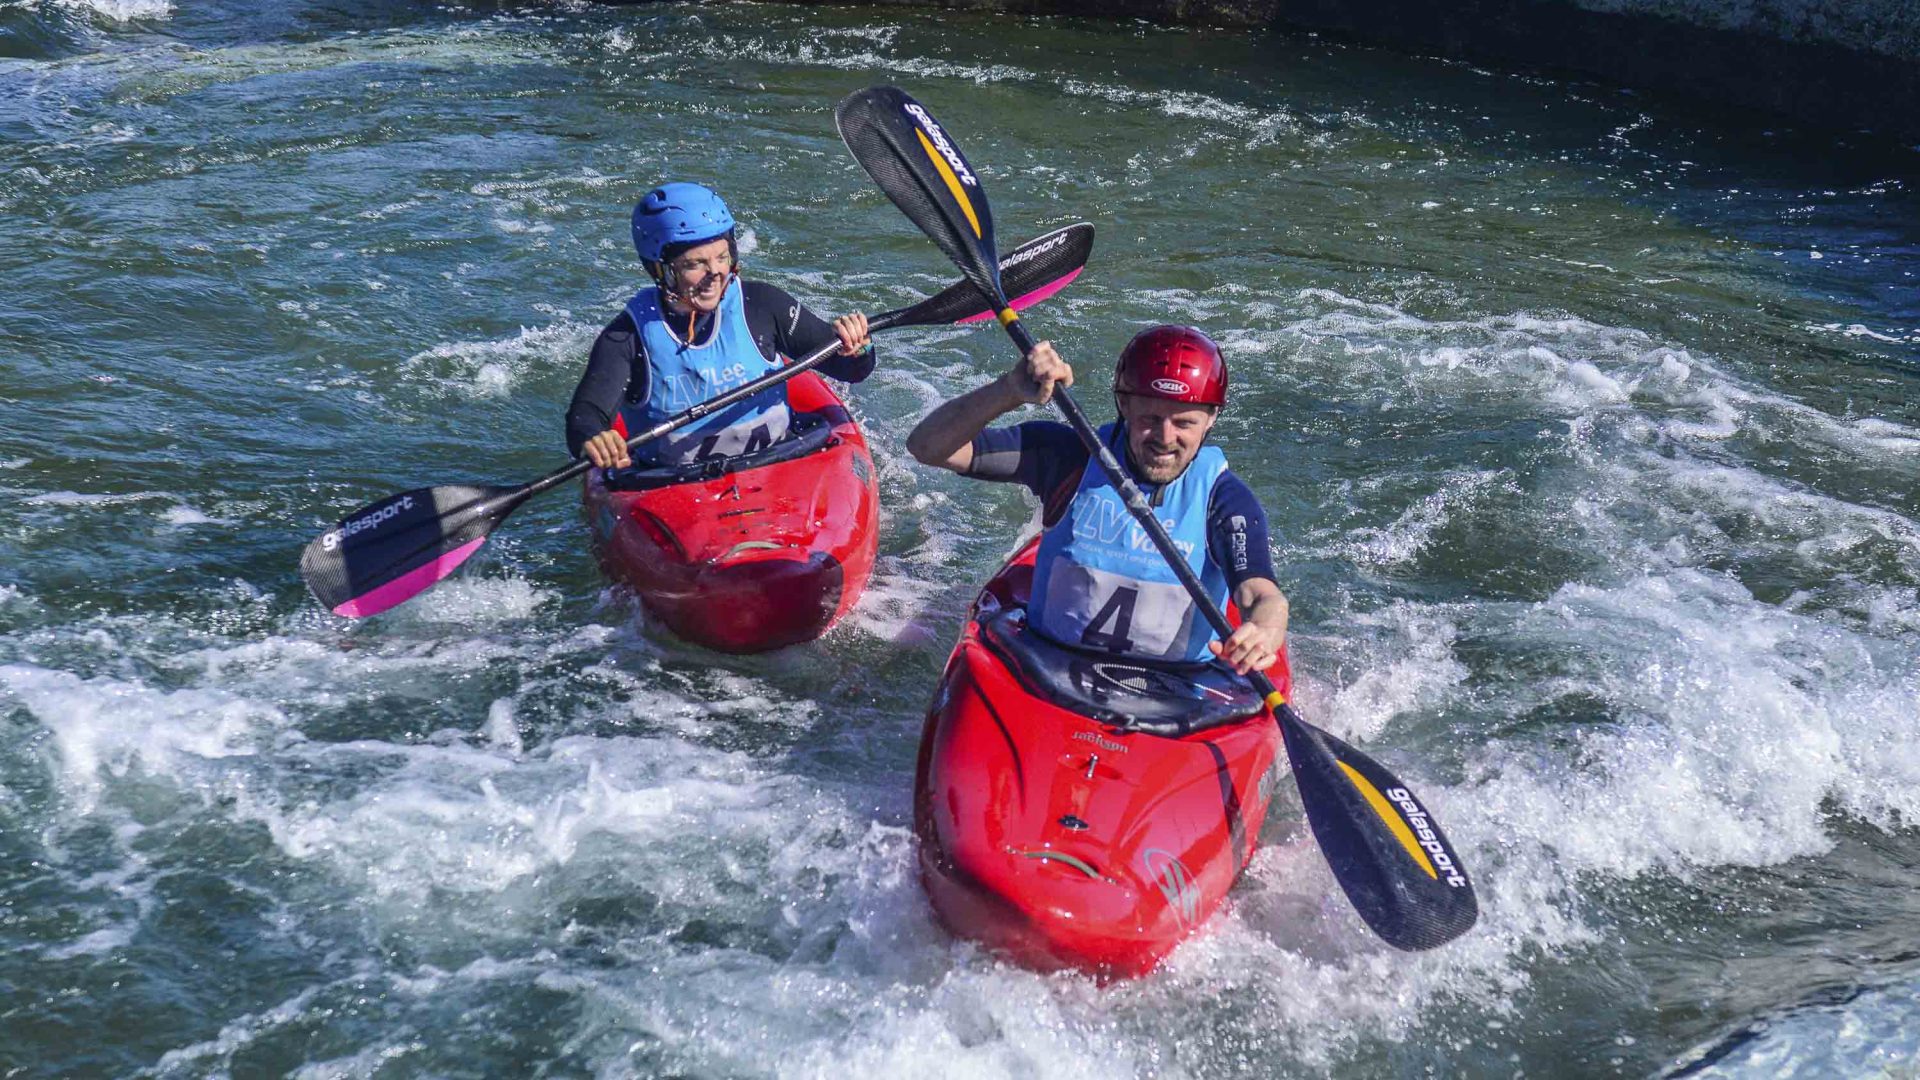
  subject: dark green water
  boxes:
[3,1,1918,1076]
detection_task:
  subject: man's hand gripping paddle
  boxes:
[300,222,1095,618]
[835,85,1477,951]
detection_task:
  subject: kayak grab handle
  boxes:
[1016,850,1101,879]
[716,540,786,562]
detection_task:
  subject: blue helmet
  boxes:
[631,182,735,263]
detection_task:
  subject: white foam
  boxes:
[404,321,595,398]
[840,555,951,647]
[1343,469,1518,569]
[775,969,1148,1079]
[1675,976,1920,1077]
[1273,290,1920,493]
[1060,80,1302,145]
[1469,567,1920,882]
[492,217,554,235]
[54,0,173,20]
[25,490,171,507]
[289,1037,426,1079]
[41,924,138,960]
[711,36,1037,89]
[1811,321,1919,345]
[647,29,1303,149]
[375,576,555,625]
[1312,602,1472,745]
[160,504,226,526]
[151,985,326,1073]
[1151,846,1528,1067]
[1,663,287,815]
[1843,417,1920,454]
[253,732,838,904]
[481,697,523,756]
[1632,447,1920,590]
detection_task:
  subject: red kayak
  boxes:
[582,371,878,652]
[914,538,1292,978]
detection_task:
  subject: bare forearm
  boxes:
[906,374,1022,471]
[1213,579,1289,675]
[1238,580,1289,641]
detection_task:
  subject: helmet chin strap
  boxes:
[652,237,742,342]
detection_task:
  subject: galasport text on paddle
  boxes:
[300,223,1095,618]
[836,84,1477,952]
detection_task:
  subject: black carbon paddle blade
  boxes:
[1278,705,1479,950]
[836,86,1006,307]
[299,483,527,617]
[883,222,1094,330]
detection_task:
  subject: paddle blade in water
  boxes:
[300,483,528,617]
[836,85,1006,307]
[1277,705,1479,950]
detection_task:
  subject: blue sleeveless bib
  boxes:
[623,278,790,465]
[1029,424,1230,663]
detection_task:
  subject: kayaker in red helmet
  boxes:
[567,182,876,469]
[908,326,1289,675]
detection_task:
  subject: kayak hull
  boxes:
[582,372,879,652]
[914,540,1291,978]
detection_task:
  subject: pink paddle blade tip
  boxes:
[957,267,1084,324]
[331,536,489,618]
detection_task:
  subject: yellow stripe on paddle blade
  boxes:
[915,129,982,239]
[1336,760,1438,879]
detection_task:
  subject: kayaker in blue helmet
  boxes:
[907,327,1289,676]
[567,182,876,469]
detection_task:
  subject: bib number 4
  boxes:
[1079,586,1139,653]
[694,422,775,462]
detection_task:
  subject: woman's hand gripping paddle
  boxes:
[299,222,1095,618]
[835,85,1477,951]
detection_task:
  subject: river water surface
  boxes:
[3,2,1918,1076]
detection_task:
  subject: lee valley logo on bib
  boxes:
[1072,499,1197,558]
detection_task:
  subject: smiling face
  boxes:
[1117,392,1219,484]
[661,235,734,314]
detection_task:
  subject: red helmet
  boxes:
[1113,325,1227,408]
